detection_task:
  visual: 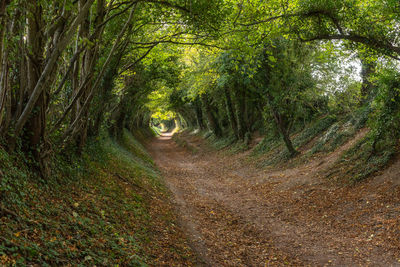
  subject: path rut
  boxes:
[147,132,400,266]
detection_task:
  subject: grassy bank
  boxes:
[0,130,194,266]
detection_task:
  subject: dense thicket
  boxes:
[1,0,400,179]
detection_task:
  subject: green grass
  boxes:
[0,129,194,266]
[173,129,248,154]
[252,132,281,155]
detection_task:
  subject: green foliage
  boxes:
[324,69,400,183]
[328,82,362,114]
[369,68,400,147]
[4,2,400,256]
[208,134,237,150]
[253,132,281,155]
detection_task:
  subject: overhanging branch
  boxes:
[301,34,400,59]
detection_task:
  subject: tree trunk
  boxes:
[71,34,80,124]
[0,0,11,74]
[194,97,205,130]
[74,0,91,153]
[273,110,298,156]
[360,58,375,102]
[115,111,126,139]
[201,93,222,137]
[233,85,248,140]
[224,87,239,139]
[22,0,49,175]
[280,126,297,156]
[266,92,298,157]
[14,0,95,141]
[16,27,27,120]
[63,5,134,144]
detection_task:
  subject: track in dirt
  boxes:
[147,132,400,266]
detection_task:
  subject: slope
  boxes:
[0,130,195,266]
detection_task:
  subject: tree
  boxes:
[253,39,316,156]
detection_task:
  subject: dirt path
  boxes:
[147,132,400,266]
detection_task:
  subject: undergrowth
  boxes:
[326,134,397,183]
[251,107,371,169]
[0,129,194,266]
[173,130,200,153]
[203,130,251,153]
[310,107,370,154]
[254,115,338,167]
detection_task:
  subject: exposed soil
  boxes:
[147,132,400,266]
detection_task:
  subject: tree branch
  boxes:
[119,45,157,75]
[237,13,298,27]
[131,40,227,49]
[301,33,400,58]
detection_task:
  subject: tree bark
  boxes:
[272,109,298,156]
[194,97,205,130]
[266,92,298,156]
[360,57,375,102]
[233,85,248,140]
[23,0,46,168]
[201,93,222,137]
[224,87,239,139]
[63,5,135,144]
[75,0,92,153]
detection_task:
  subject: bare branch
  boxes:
[119,44,157,74]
